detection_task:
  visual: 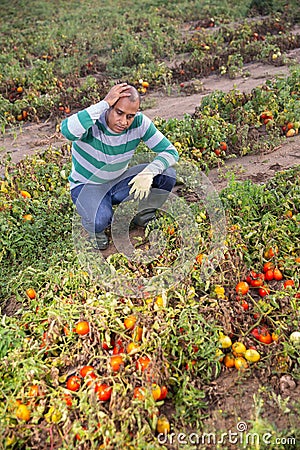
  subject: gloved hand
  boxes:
[128,169,154,200]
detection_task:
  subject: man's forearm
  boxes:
[60,100,109,141]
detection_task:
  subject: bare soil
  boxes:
[1,57,300,444]
[1,57,299,185]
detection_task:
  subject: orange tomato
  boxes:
[156,415,170,434]
[75,321,90,335]
[22,214,33,221]
[26,288,36,299]
[28,385,39,397]
[195,253,203,264]
[234,357,248,371]
[219,141,227,151]
[271,332,279,342]
[152,384,162,401]
[16,404,30,421]
[133,326,143,342]
[124,315,137,330]
[273,268,283,281]
[136,356,151,372]
[20,190,31,199]
[223,354,235,368]
[126,342,140,354]
[141,81,149,88]
[110,355,124,372]
[17,86,24,93]
[133,386,146,400]
[235,281,249,295]
[284,280,295,288]
[264,246,278,259]
[79,365,95,378]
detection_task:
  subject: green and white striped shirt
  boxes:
[61,101,179,189]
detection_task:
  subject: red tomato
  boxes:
[284,280,295,288]
[251,326,272,344]
[258,286,270,297]
[241,300,249,311]
[251,328,260,339]
[263,262,274,273]
[157,385,168,401]
[63,393,73,407]
[102,340,113,350]
[95,383,112,401]
[66,376,81,392]
[246,270,258,284]
[264,269,274,281]
[112,339,125,355]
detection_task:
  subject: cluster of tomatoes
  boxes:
[281,120,299,138]
[64,314,168,410]
[260,110,299,138]
[235,258,297,310]
[214,141,228,157]
[136,79,149,95]
[218,334,261,371]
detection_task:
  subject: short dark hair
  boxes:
[127,84,141,105]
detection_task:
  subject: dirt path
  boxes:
[0,58,299,183]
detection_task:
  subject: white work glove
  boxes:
[128,169,154,200]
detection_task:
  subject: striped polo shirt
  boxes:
[60,100,179,189]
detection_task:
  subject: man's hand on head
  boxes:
[104,83,131,107]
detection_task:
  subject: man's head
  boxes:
[106,85,140,133]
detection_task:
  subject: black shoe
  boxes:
[133,209,156,228]
[89,232,109,250]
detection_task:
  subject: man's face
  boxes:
[106,97,140,133]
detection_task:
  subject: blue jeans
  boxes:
[71,164,176,234]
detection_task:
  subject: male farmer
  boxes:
[61,83,179,250]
